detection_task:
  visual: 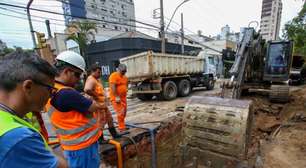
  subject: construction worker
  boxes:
[84,64,121,139]
[109,64,128,132]
[0,51,67,168]
[45,51,105,168]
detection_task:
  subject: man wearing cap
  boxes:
[45,51,105,168]
[109,64,128,132]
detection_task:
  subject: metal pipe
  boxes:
[27,0,36,48]
[125,122,158,168]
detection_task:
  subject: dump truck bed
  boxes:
[120,51,205,80]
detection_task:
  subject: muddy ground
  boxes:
[247,85,306,168]
[101,83,306,168]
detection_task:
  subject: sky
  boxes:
[0,0,304,49]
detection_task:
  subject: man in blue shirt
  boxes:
[0,51,67,168]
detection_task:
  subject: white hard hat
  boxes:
[56,51,86,72]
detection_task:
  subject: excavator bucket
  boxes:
[182,96,253,168]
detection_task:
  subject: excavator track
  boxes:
[269,85,290,102]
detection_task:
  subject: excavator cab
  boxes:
[263,41,293,82]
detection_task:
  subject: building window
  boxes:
[125,28,129,32]
[102,24,106,28]
[114,26,118,30]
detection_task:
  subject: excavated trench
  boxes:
[99,85,306,168]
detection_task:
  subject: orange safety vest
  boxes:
[45,82,101,151]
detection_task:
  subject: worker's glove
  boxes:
[115,96,120,103]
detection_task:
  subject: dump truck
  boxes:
[120,51,215,100]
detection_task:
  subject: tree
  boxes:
[283,2,306,56]
[0,45,34,57]
[67,21,97,65]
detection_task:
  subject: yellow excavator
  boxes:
[182,28,293,168]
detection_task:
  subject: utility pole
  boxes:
[160,0,166,53]
[181,13,184,54]
[27,0,36,48]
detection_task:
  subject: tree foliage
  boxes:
[0,45,34,57]
[283,2,306,56]
[67,21,97,58]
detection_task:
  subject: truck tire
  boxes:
[136,94,153,101]
[161,80,177,100]
[178,79,191,97]
[206,79,215,90]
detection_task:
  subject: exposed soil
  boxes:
[244,85,306,168]
[101,84,306,168]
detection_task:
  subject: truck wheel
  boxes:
[178,79,191,97]
[161,81,177,100]
[136,94,153,101]
[206,79,215,90]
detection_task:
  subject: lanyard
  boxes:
[0,103,33,128]
[0,103,17,116]
[0,103,49,148]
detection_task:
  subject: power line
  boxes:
[0,6,65,23]
[0,5,159,33]
[0,11,156,38]
[0,2,159,33]
[56,0,160,29]
[166,28,221,53]
[0,2,159,31]
[0,12,66,27]
[55,0,161,30]
[0,2,219,52]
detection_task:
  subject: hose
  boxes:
[108,139,123,168]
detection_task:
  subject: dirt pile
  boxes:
[245,85,306,168]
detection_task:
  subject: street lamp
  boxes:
[165,0,190,31]
[27,0,37,48]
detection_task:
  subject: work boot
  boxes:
[108,127,121,139]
